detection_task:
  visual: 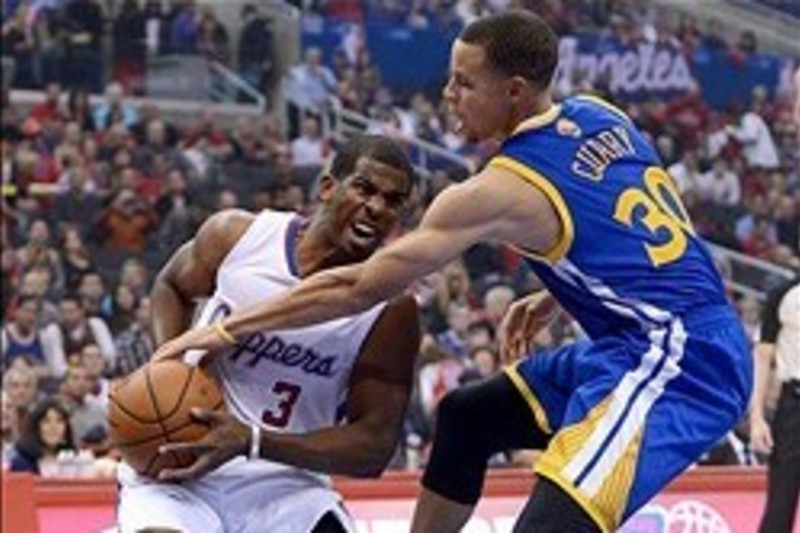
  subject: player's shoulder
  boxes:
[196,208,258,251]
[563,94,632,125]
[203,208,258,230]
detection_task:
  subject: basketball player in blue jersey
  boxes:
[155,10,753,533]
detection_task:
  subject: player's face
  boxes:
[324,157,411,260]
[443,40,513,142]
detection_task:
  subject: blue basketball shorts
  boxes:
[504,305,752,532]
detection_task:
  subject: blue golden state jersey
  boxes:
[489,95,728,338]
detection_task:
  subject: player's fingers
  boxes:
[189,407,224,425]
[158,441,207,456]
[158,455,217,482]
[152,340,183,362]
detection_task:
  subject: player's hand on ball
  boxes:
[498,290,559,364]
[157,408,250,482]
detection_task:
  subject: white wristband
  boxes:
[249,424,261,460]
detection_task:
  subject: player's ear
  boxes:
[316,174,338,203]
[507,76,528,102]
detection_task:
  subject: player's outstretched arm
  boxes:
[150,210,253,346]
[152,167,559,362]
[157,295,421,480]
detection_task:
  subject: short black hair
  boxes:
[329,135,418,191]
[459,10,558,89]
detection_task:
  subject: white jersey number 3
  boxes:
[261,381,302,428]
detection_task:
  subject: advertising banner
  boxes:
[27,470,774,533]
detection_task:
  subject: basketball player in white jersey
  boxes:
[116,135,420,533]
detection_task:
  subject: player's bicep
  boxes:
[346,296,420,428]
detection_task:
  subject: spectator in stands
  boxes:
[426,260,473,334]
[100,283,138,336]
[196,6,229,64]
[696,158,741,206]
[66,86,95,132]
[215,188,239,210]
[668,148,703,196]
[79,343,110,407]
[52,163,101,236]
[55,363,107,447]
[17,266,60,326]
[1,295,54,376]
[53,120,84,169]
[63,0,104,92]
[76,271,106,317]
[460,346,501,384]
[169,0,199,55]
[2,364,41,436]
[133,118,188,176]
[113,296,153,378]
[94,186,158,255]
[230,117,269,166]
[288,47,337,112]
[112,0,147,95]
[58,226,95,293]
[15,219,64,293]
[155,167,195,254]
[143,0,169,56]
[41,294,116,371]
[238,3,274,93]
[93,82,138,131]
[727,93,781,170]
[774,194,799,252]
[2,1,37,88]
[30,82,67,124]
[290,115,328,168]
[436,302,472,360]
[418,334,466,418]
[9,397,75,474]
[118,258,149,299]
[482,283,516,334]
[740,215,779,259]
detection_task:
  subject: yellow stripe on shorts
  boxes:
[503,364,552,435]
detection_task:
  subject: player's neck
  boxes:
[293,219,349,278]
[506,91,553,137]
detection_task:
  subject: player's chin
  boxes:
[345,239,379,260]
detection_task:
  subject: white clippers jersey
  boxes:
[195,209,386,434]
[118,210,386,533]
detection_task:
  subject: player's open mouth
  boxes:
[350,222,378,244]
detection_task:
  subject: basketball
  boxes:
[108,360,224,478]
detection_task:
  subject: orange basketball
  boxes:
[108,359,224,478]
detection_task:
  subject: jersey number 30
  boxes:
[614,167,695,267]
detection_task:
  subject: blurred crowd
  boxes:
[2,0,799,478]
[2,0,275,96]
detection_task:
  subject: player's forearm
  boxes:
[257,424,396,478]
[150,276,195,347]
[224,265,387,340]
[750,343,775,420]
